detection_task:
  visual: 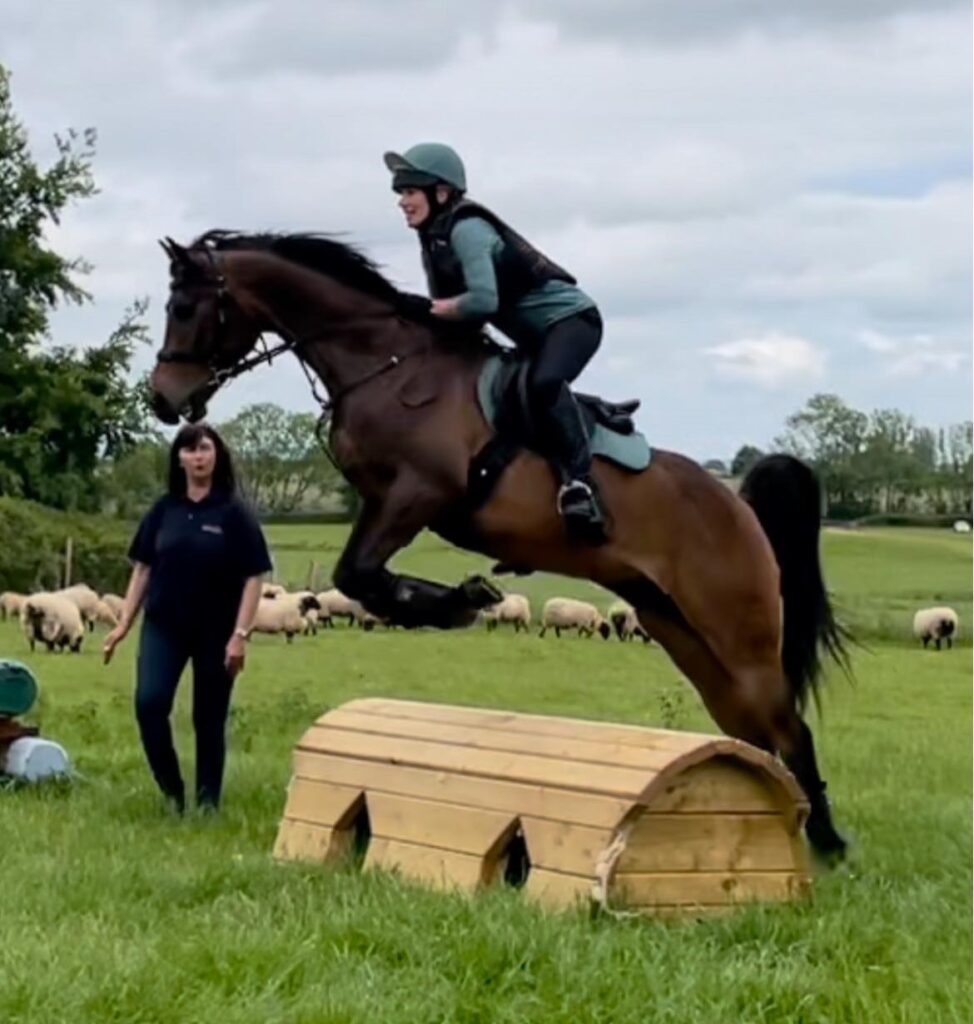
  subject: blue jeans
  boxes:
[135,618,235,810]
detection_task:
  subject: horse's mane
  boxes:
[192,229,504,359]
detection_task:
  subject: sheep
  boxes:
[21,593,85,653]
[91,599,119,629]
[607,600,651,643]
[261,583,287,600]
[289,590,330,635]
[539,598,611,640]
[317,588,393,631]
[482,594,532,633]
[249,593,321,643]
[316,588,360,625]
[953,520,971,534]
[101,593,125,619]
[54,583,101,633]
[913,607,959,651]
[0,592,27,622]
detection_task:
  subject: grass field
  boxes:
[0,526,970,1023]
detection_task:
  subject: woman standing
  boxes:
[103,424,272,813]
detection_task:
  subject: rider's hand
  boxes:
[430,298,461,320]
[396,293,433,320]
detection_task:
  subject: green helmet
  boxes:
[383,142,467,192]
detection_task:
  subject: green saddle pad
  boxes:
[477,355,651,472]
[0,660,38,717]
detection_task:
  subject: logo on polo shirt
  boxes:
[201,524,224,535]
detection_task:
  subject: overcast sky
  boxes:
[3,0,971,460]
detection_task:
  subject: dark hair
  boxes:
[167,423,236,497]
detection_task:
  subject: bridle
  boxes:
[157,245,418,432]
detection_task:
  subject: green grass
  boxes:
[0,527,970,1023]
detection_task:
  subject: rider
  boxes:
[384,142,607,543]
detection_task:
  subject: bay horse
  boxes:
[150,231,850,861]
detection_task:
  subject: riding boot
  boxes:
[542,386,608,544]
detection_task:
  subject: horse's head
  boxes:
[150,238,262,423]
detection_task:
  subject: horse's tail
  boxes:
[739,454,852,711]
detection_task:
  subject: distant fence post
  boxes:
[307,560,318,591]
[63,537,73,588]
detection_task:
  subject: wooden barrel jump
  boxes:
[273,699,811,915]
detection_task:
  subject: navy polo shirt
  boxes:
[129,490,272,639]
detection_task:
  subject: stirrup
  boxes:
[557,479,596,515]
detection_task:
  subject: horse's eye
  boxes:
[171,301,195,321]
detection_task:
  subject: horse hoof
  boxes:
[807,823,850,869]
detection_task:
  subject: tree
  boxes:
[730,445,764,477]
[0,65,150,510]
[97,433,169,519]
[218,403,342,514]
[702,458,728,475]
[775,394,869,515]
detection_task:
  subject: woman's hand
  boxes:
[224,632,247,678]
[102,623,130,665]
[430,298,461,319]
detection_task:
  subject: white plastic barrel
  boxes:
[3,737,71,782]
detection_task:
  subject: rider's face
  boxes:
[397,187,430,229]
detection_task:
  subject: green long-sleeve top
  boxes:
[447,217,595,345]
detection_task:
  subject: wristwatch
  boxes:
[233,627,249,640]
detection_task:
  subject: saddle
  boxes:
[491,355,640,442]
[462,351,651,512]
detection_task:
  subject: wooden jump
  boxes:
[273,698,811,916]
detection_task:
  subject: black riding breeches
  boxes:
[527,308,603,409]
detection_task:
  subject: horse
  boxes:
[149,230,851,862]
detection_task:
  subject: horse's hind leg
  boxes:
[636,609,846,861]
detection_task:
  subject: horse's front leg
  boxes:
[332,483,501,630]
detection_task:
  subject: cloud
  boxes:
[0,0,969,461]
[854,328,970,377]
[706,332,827,387]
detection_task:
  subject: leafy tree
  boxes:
[0,65,149,510]
[218,403,342,514]
[730,445,764,477]
[702,458,728,474]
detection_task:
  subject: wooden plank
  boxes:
[298,726,652,797]
[617,813,798,873]
[317,709,684,771]
[613,870,810,907]
[340,698,709,752]
[334,701,706,755]
[524,868,596,909]
[521,817,614,876]
[365,837,487,889]
[281,779,364,829]
[273,821,338,862]
[291,751,633,828]
[645,759,781,814]
[367,791,516,858]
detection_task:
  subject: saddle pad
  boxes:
[477,355,651,472]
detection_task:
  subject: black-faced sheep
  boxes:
[913,607,959,650]
[22,593,85,653]
[539,598,611,640]
[482,594,531,633]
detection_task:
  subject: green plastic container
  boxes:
[0,660,38,716]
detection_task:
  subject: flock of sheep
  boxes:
[0,583,960,653]
[254,585,649,643]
